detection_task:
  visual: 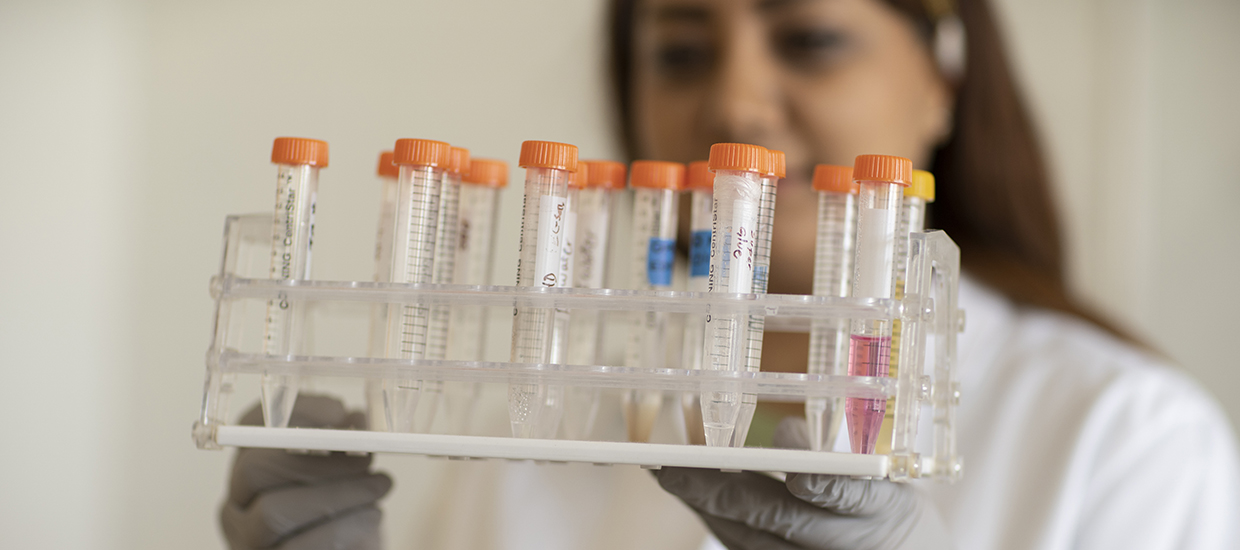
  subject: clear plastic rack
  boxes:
[194,213,963,481]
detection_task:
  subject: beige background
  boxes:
[1,0,1237,548]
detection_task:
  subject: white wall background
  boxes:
[992,0,1240,428]
[1,0,1236,548]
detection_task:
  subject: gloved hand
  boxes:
[653,418,953,550]
[219,394,392,550]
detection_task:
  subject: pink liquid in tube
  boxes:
[845,334,891,454]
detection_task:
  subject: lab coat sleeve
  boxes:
[1071,367,1240,550]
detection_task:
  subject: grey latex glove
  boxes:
[220,394,392,550]
[654,418,952,550]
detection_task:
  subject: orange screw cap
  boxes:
[568,161,590,188]
[630,161,686,190]
[393,139,452,168]
[376,151,398,178]
[853,154,912,186]
[581,160,627,190]
[447,146,471,175]
[765,150,787,179]
[272,137,329,167]
[686,161,712,191]
[519,140,578,172]
[708,143,767,174]
[812,165,857,194]
[464,158,509,188]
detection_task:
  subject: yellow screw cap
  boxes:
[907,169,936,201]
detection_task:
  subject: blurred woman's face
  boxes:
[631,0,951,294]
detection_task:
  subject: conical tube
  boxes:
[417,146,469,433]
[261,137,327,428]
[622,161,684,442]
[563,160,626,440]
[732,150,784,447]
[700,143,767,447]
[845,154,911,454]
[680,161,712,445]
[874,169,934,453]
[805,164,857,451]
[537,162,585,439]
[383,138,450,433]
[508,141,578,438]
[441,158,506,435]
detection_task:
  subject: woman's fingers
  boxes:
[229,394,375,507]
[785,473,914,516]
[654,468,825,538]
[228,449,375,508]
[656,467,929,549]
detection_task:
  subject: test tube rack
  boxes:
[194,213,963,481]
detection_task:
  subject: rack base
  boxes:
[214,426,890,477]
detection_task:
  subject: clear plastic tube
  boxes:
[875,170,932,454]
[549,181,578,364]
[261,137,326,428]
[509,141,577,438]
[894,196,926,295]
[680,171,712,445]
[805,165,857,451]
[442,159,505,435]
[416,147,469,433]
[732,151,783,447]
[536,179,580,439]
[446,184,501,358]
[366,151,399,432]
[567,186,614,298]
[563,160,623,440]
[383,139,449,433]
[623,162,682,442]
[700,144,766,447]
[845,155,910,454]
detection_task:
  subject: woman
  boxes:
[219,0,1240,548]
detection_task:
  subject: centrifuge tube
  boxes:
[700,143,768,447]
[680,160,712,445]
[509,140,578,438]
[566,160,625,364]
[441,158,506,434]
[804,164,857,451]
[383,138,451,433]
[416,146,470,433]
[261,137,328,428]
[563,159,626,440]
[731,149,784,447]
[875,168,935,454]
[622,160,685,442]
[548,163,583,363]
[366,151,399,432]
[845,154,911,454]
[536,161,587,439]
[447,159,506,355]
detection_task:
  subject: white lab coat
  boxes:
[923,278,1240,549]
[421,277,1240,549]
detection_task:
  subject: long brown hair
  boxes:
[608,0,1124,332]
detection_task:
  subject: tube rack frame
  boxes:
[194,214,963,481]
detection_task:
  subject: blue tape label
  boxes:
[647,237,676,287]
[690,229,711,278]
